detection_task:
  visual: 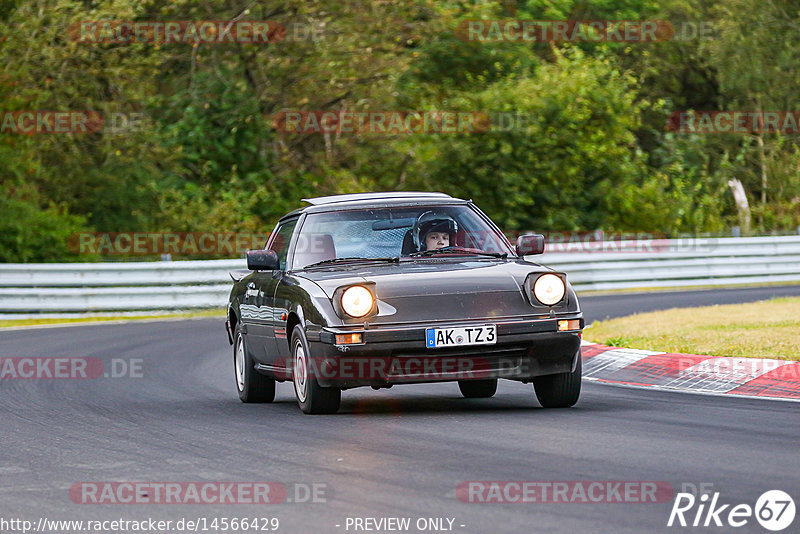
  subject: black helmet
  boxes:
[412,211,458,251]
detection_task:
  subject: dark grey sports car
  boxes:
[225,192,584,414]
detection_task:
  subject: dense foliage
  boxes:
[1,0,798,261]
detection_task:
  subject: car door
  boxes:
[243,217,299,364]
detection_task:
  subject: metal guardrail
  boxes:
[539,236,800,291]
[1,236,799,315]
[0,259,241,314]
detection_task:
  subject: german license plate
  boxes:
[425,325,497,349]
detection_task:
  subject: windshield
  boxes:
[291,204,514,269]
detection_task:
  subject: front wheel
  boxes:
[291,325,341,414]
[458,379,497,398]
[532,350,582,408]
[234,326,276,403]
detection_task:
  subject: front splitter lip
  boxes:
[356,364,535,385]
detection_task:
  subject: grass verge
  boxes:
[585,297,800,361]
[0,309,225,328]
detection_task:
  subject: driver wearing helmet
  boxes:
[412,211,458,252]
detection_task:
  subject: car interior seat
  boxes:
[400,229,418,256]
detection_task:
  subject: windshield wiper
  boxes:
[409,247,508,259]
[303,256,400,269]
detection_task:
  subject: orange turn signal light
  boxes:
[558,319,581,331]
[335,333,363,345]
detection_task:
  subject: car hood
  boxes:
[296,259,573,323]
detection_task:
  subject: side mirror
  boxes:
[246,249,280,271]
[516,234,545,256]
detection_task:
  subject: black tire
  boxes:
[458,379,498,398]
[290,325,341,414]
[532,350,582,408]
[234,325,276,403]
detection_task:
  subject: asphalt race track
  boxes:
[2,285,800,534]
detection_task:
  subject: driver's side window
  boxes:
[267,218,298,270]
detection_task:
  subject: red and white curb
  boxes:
[581,341,800,402]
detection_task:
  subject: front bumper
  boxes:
[305,316,583,388]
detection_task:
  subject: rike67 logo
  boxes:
[668,489,795,531]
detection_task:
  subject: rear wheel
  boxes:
[234,325,275,403]
[458,379,497,398]
[291,326,341,414]
[532,350,581,408]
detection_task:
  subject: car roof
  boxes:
[279,192,470,221]
[302,192,452,205]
